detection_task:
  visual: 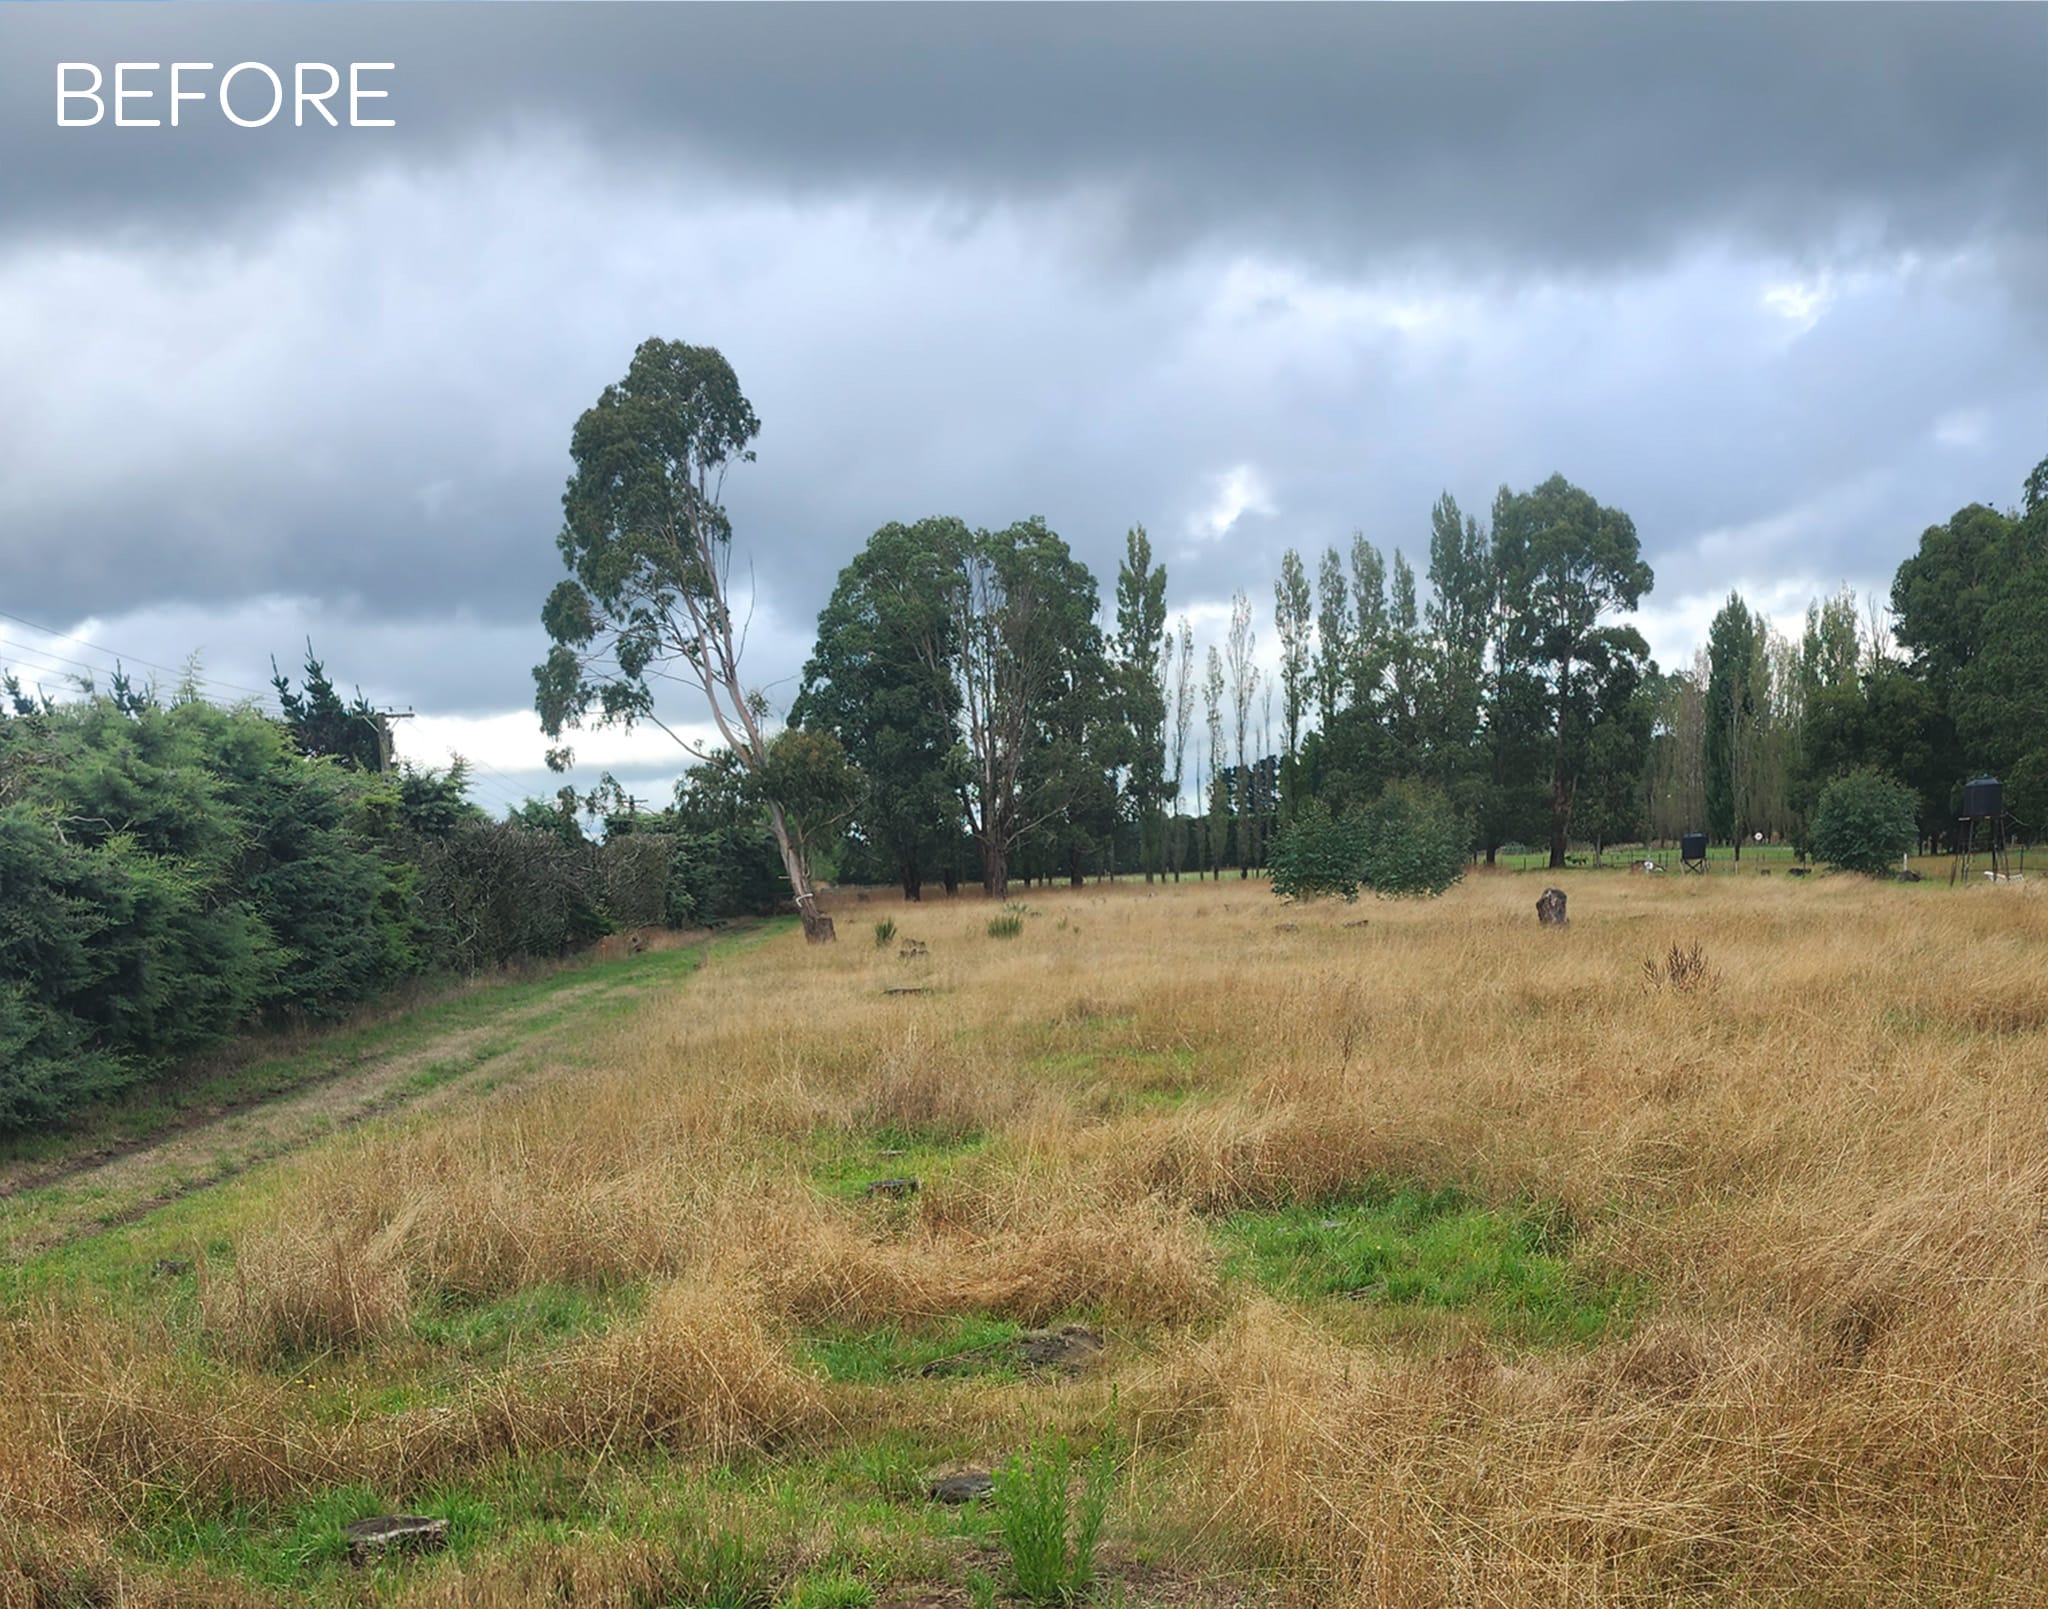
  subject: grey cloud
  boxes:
[0,1,2042,797]
[2,4,2041,278]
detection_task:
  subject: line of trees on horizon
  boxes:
[788,463,2047,897]
[527,341,2045,931]
[3,336,2039,1118]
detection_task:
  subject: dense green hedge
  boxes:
[0,691,786,1131]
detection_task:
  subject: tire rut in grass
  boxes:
[0,962,699,1257]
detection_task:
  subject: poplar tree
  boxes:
[1313,546,1350,736]
[1111,526,1170,880]
[1273,548,1312,761]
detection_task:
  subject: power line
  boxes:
[463,755,549,801]
[0,606,280,702]
[0,634,285,716]
[0,630,284,715]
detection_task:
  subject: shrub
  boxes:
[1269,802,1365,900]
[1355,781,1468,896]
[598,832,675,930]
[987,912,1024,940]
[991,1430,1116,1603]
[873,918,897,949]
[413,821,608,968]
[1810,768,1919,875]
[1270,785,1467,901]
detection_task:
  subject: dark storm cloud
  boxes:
[3,3,2042,275]
[0,1,2043,800]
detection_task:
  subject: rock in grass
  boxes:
[919,1323,1104,1378]
[345,1516,448,1567]
[927,1471,994,1504]
[1014,1323,1104,1371]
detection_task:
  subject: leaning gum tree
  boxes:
[533,337,846,942]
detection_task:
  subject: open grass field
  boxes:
[5,869,2047,1607]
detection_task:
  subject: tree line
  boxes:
[6,335,2037,1117]
[535,340,2046,927]
[1652,483,2047,857]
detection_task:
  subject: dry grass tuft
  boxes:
[742,1188,1219,1330]
[1140,1296,2048,1604]
[0,1398,115,1609]
[201,1219,413,1358]
[527,1272,826,1458]
[386,1534,685,1609]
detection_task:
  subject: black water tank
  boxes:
[1680,831,1708,863]
[1962,776,2003,819]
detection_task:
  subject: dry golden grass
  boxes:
[201,1220,416,1359]
[5,869,2047,1604]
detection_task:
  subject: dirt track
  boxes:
[0,946,704,1261]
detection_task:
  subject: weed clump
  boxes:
[992,1429,1116,1603]
[1641,939,1715,993]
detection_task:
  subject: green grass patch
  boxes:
[409,1282,637,1360]
[807,1126,988,1203]
[1215,1182,1638,1345]
[137,1480,386,1588]
[784,1568,878,1608]
[130,1453,707,1596]
[800,1314,1026,1384]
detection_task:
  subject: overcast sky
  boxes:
[2,3,2042,817]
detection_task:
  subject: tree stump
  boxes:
[1536,888,1568,927]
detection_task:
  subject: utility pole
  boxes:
[366,707,413,773]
